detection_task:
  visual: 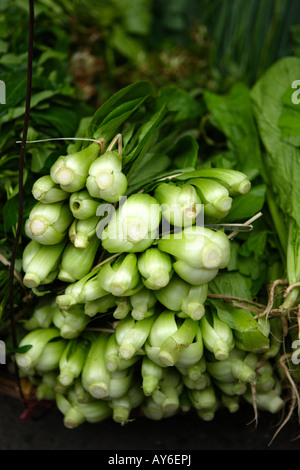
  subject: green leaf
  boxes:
[204,83,264,178]
[29,147,53,173]
[251,57,300,227]
[277,86,300,147]
[170,135,199,169]
[226,242,239,271]
[126,153,171,194]
[278,107,300,147]
[212,300,270,353]
[110,25,146,65]
[125,105,167,182]
[93,98,148,143]
[87,81,154,139]
[31,105,79,136]
[222,184,266,222]
[237,256,262,281]
[3,197,19,233]
[0,39,8,53]
[0,73,27,117]
[238,230,269,258]
[156,85,204,122]
[212,300,259,332]
[208,271,252,300]
[6,344,32,354]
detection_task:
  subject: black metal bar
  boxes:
[8,0,34,403]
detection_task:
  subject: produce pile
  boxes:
[8,58,300,431]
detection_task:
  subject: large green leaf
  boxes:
[251,57,300,227]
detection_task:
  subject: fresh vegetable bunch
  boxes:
[11,81,286,429]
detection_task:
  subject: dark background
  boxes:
[1,394,300,450]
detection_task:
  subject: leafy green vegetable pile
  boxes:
[4,56,300,434]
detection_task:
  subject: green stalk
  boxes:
[184,168,251,196]
[110,382,144,425]
[84,294,116,317]
[15,328,60,371]
[25,201,73,245]
[172,260,218,285]
[214,379,248,397]
[117,315,156,360]
[145,310,178,366]
[188,386,218,421]
[188,178,233,219]
[55,271,97,308]
[105,333,138,373]
[263,318,282,359]
[73,397,112,424]
[158,318,198,367]
[155,274,208,320]
[113,297,131,319]
[58,339,89,387]
[130,287,157,321]
[97,254,140,297]
[36,372,57,401]
[137,247,173,290]
[115,316,136,345]
[243,380,285,414]
[53,304,88,339]
[142,397,164,421]
[57,389,112,428]
[78,272,109,303]
[69,216,100,249]
[69,190,100,220]
[186,357,207,381]
[53,379,69,395]
[180,390,192,413]
[152,369,183,415]
[141,356,165,396]
[154,182,201,227]
[221,394,240,414]
[182,371,211,391]
[200,310,235,361]
[175,327,204,369]
[86,150,128,203]
[181,284,208,321]
[101,193,161,253]
[50,142,101,192]
[74,377,93,404]
[23,240,66,288]
[58,236,100,283]
[81,333,112,399]
[108,368,134,399]
[35,339,66,373]
[255,361,276,393]
[56,393,86,429]
[23,298,58,331]
[207,349,257,384]
[32,175,69,204]
[158,226,230,270]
